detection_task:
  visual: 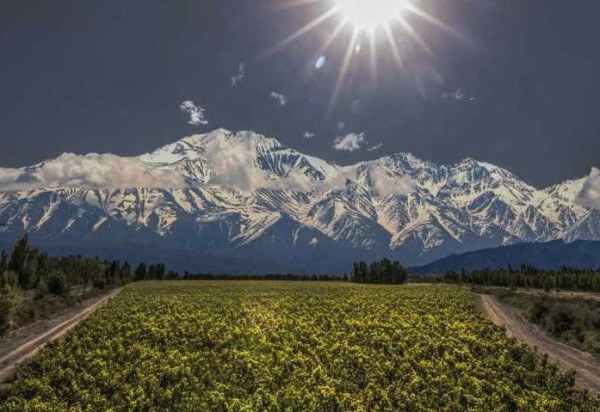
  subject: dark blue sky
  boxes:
[1,0,599,187]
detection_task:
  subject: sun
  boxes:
[261,0,463,112]
[333,0,407,31]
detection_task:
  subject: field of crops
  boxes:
[1,281,598,410]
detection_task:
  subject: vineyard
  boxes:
[1,282,598,410]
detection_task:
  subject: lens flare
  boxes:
[315,55,326,69]
[261,0,466,113]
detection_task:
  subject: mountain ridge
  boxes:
[411,239,600,274]
[0,128,598,273]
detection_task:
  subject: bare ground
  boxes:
[0,288,121,382]
[477,293,600,393]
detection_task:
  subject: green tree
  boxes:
[9,236,35,289]
[351,259,408,285]
[0,251,7,273]
[134,263,147,281]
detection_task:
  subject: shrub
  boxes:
[0,270,19,294]
[528,300,549,323]
[0,295,13,334]
[34,279,48,300]
[46,271,68,296]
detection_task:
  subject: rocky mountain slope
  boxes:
[0,129,597,273]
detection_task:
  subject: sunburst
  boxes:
[332,0,408,31]
[261,0,463,112]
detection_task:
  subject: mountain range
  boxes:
[411,240,600,275]
[0,128,598,273]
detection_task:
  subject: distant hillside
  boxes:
[411,240,600,275]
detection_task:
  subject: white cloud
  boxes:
[370,168,414,196]
[0,168,27,191]
[337,121,346,130]
[204,138,262,191]
[576,167,600,209]
[367,143,383,152]
[327,169,358,191]
[180,100,208,126]
[230,63,246,87]
[333,133,366,152]
[270,91,287,107]
[0,153,186,190]
[203,137,311,192]
[442,89,476,102]
[303,131,315,139]
[443,89,465,101]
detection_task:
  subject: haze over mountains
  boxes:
[0,129,599,273]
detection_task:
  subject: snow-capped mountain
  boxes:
[0,128,597,273]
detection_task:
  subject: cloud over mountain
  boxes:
[576,167,600,209]
[0,129,598,271]
[203,137,269,191]
[0,153,186,190]
[367,143,383,152]
[202,134,313,192]
[333,133,366,152]
[180,100,208,126]
[370,168,414,196]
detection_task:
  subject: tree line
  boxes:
[0,236,175,297]
[0,236,177,334]
[351,259,408,284]
[443,265,600,292]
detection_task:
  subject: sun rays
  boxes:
[332,0,407,30]
[261,0,464,112]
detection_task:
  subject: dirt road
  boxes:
[0,288,121,382]
[477,293,600,393]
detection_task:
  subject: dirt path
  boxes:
[477,293,600,393]
[0,288,121,382]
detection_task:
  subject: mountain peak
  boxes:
[456,157,497,171]
[178,129,284,150]
[0,128,598,271]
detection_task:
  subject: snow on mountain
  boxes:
[0,128,598,272]
[140,129,339,190]
[563,209,600,242]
